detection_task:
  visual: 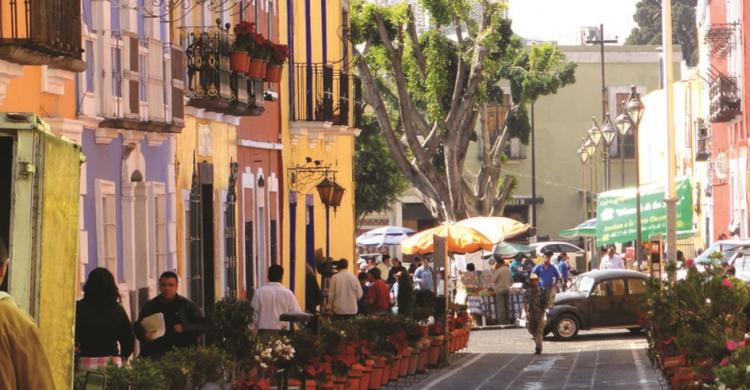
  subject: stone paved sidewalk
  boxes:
[406,328,664,390]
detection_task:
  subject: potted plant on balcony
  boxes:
[231,21,255,73]
[248,32,272,79]
[265,43,289,83]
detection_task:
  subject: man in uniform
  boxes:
[523,273,545,354]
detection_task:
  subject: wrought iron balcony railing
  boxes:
[292,63,360,127]
[0,0,84,71]
[181,24,264,117]
[709,74,741,123]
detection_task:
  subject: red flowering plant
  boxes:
[233,370,271,390]
[233,21,256,52]
[269,44,290,66]
[714,335,750,388]
[249,32,272,61]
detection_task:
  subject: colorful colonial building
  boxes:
[280,0,363,306]
[0,0,86,387]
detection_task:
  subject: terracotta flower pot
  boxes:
[408,352,419,375]
[671,367,696,389]
[429,340,442,366]
[418,349,428,372]
[662,354,686,374]
[304,379,317,390]
[229,51,249,73]
[248,58,267,79]
[399,349,411,376]
[333,375,347,390]
[390,356,401,380]
[322,378,335,389]
[368,366,382,389]
[265,64,282,83]
[418,324,429,338]
[359,364,372,390]
[380,362,391,387]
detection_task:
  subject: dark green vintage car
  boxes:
[544,269,648,340]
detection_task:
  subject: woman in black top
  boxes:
[387,257,407,286]
[75,267,134,368]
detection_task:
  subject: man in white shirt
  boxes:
[328,259,363,318]
[377,255,391,281]
[599,247,625,270]
[251,265,302,332]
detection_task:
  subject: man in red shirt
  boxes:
[365,268,390,314]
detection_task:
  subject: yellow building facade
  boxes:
[279,0,361,305]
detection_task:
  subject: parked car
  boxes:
[543,269,648,340]
[695,240,750,265]
[529,241,585,272]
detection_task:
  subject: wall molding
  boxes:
[237,139,284,150]
[45,117,85,145]
[41,66,75,95]
[0,59,23,105]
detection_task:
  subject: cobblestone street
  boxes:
[412,328,663,389]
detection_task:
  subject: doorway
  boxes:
[0,136,12,292]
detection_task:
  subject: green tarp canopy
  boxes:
[596,177,693,245]
[560,218,596,238]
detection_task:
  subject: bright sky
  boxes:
[508,0,639,45]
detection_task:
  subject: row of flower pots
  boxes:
[229,52,283,83]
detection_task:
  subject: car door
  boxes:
[624,278,647,325]
[588,278,628,327]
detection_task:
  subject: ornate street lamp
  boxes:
[615,109,632,136]
[600,113,618,146]
[316,177,346,258]
[583,137,596,158]
[626,85,644,127]
[586,116,602,147]
[578,144,590,164]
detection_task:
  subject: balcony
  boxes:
[709,74,741,123]
[705,23,738,58]
[181,25,264,117]
[0,0,85,72]
[695,118,710,162]
[291,63,361,127]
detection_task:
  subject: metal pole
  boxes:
[662,0,677,282]
[599,24,610,191]
[635,124,643,271]
[531,101,537,228]
[325,206,330,259]
[620,134,625,187]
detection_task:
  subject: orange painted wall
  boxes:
[0,66,76,117]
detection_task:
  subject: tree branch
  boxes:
[490,174,515,216]
[406,5,427,78]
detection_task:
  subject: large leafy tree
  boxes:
[351,0,575,221]
[626,0,697,66]
[355,114,408,226]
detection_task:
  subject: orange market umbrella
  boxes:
[400,223,494,255]
[455,216,533,243]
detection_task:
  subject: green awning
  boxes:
[560,218,596,238]
[596,177,693,245]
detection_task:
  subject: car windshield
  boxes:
[569,276,595,295]
[696,243,742,264]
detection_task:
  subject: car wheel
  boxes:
[552,314,579,340]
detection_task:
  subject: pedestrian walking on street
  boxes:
[524,274,545,354]
[556,253,571,291]
[533,251,561,302]
[357,272,370,314]
[413,257,434,292]
[492,259,513,324]
[387,257,406,286]
[75,267,135,371]
[510,255,525,283]
[599,246,624,270]
[133,271,206,359]
[251,265,302,333]
[365,268,390,314]
[0,237,55,389]
[328,259,363,319]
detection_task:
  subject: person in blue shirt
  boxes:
[556,252,571,291]
[533,251,561,293]
[413,258,434,292]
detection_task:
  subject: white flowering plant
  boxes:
[254,335,296,370]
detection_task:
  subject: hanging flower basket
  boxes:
[265,64,282,83]
[229,51,249,73]
[248,58,267,79]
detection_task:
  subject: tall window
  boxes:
[85,40,95,93]
[155,193,167,278]
[96,180,117,279]
[139,53,148,102]
[270,219,277,265]
[112,47,122,97]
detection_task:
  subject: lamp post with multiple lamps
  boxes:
[614,86,645,266]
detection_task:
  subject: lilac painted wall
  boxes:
[81,129,123,281]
